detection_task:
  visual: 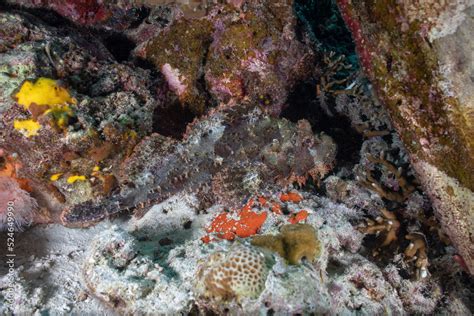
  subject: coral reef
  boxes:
[0,0,473,314]
[137,0,315,115]
[0,10,157,223]
[0,2,332,228]
[80,192,408,315]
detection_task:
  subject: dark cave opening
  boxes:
[152,101,197,140]
[281,81,363,169]
[101,32,136,62]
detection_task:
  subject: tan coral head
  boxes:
[251,224,321,265]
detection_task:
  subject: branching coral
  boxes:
[358,153,416,203]
[358,208,400,249]
[404,233,429,279]
[317,52,354,116]
[319,52,354,95]
[359,210,431,279]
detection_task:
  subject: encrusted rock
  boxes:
[337,0,474,273]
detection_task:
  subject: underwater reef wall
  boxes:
[337,0,474,274]
[0,1,325,228]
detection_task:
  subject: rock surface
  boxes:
[337,0,474,274]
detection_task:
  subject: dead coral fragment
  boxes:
[195,244,270,303]
[404,233,429,279]
[358,208,400,248]
[251,224,320,265]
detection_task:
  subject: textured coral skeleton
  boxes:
[195,244,271,303]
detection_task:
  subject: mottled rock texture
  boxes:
[4,0,141,29]
[337,0,474,274]
[137,0,314,116]
[0,2,331,228]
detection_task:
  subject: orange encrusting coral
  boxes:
[203,198,268,242]
[202,192,310,243]
[288,210,309,224]
[280,192,303,203]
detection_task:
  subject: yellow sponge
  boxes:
[15,77,76,109]
[13,119,41,137]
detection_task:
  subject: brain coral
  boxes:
[195,244,271,304]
